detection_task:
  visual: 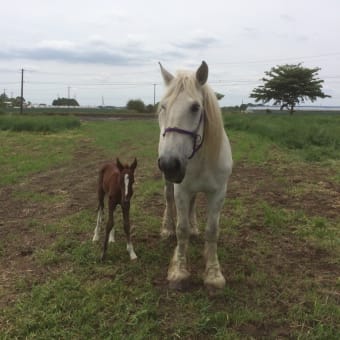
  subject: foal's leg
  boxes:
[161,180,176,238]
[167,188,191,289]
[93,187,105,242]
[122,203,137,260]
[101,201,116,261]
[203,189,226,291]
[189,194,199,236]
[92,205,103,242]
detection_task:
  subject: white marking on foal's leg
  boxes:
[92,208,103,242]
[124,174,129,197]
[109,228,115,243]
[127,242,137,260]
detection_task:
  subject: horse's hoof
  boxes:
[168,278,190,291]
[204,274,226,292]
[205,283,225,296]
[130,254,138,261]
[160,229,175,239]
[190,230,200,238]
[92,235,99,242]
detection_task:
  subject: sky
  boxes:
[1,0,340,107]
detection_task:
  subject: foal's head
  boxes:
[116,158,137,204]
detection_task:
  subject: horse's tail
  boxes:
[97,166,106,211]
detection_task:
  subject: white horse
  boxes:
[157,61,233,292]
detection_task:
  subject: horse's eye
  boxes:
[161,104,166,111]
[191,103,200,113]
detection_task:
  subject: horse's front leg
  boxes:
[161,180,176,238]
[204,189,226,292]
[122,203,137,260]
[189,194,199,236]
[167,187,191,289]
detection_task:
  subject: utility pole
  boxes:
[20,68,24,114]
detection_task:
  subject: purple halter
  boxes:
[162,111,205,159]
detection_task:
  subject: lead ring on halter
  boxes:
[162,110,205,159]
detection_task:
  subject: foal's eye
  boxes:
[191,102,200,113]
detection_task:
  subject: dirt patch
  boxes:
[228,161,340,219]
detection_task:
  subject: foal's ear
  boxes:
[159,62,174,86]
[116,158,124,172]
[131,158,137,171]
[196,61,209,85]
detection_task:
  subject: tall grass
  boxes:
[0,115,81,132]
[224,113,340,161]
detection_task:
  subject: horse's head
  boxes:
[157,61,208,183]
[116,158,137,204]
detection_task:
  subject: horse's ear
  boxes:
[196,61,209,85]
[116,158,124,172]
[159,62,174,86]
[131,158,137,171]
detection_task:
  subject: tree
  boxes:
[215,92,224,101]
[250,64,330,114]
[52,97,79,106]
[126,99,146,112]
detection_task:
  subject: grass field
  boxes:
[0,114,339,339]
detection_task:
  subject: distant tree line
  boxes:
[126,99,155,113]
[52,97,79,106]
[0,92,27,108]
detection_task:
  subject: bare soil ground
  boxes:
[0,140,339,326]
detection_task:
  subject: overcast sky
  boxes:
[1,0,339,107]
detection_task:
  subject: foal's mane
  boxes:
[160,70,225,160]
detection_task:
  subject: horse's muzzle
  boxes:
[158,156,185,183]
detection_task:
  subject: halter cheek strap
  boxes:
[162,111,205,159]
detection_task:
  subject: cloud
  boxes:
[280,14,295,23]
[0,38,157,66]
[174,35,219,50]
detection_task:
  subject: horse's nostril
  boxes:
[173,158,181,172]
[159,157,181,174]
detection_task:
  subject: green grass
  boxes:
[0,129,80,185]
[0,114,81,132]
[224,113,340,161]
[1,116,339,339]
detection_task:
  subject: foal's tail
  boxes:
[97,166,105,211]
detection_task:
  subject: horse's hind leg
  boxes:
[203,189,226,292]
[161,180,176,239]
[101,203,115,261]
[122,203,137,260]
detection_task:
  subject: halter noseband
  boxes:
[162,111,205,159]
